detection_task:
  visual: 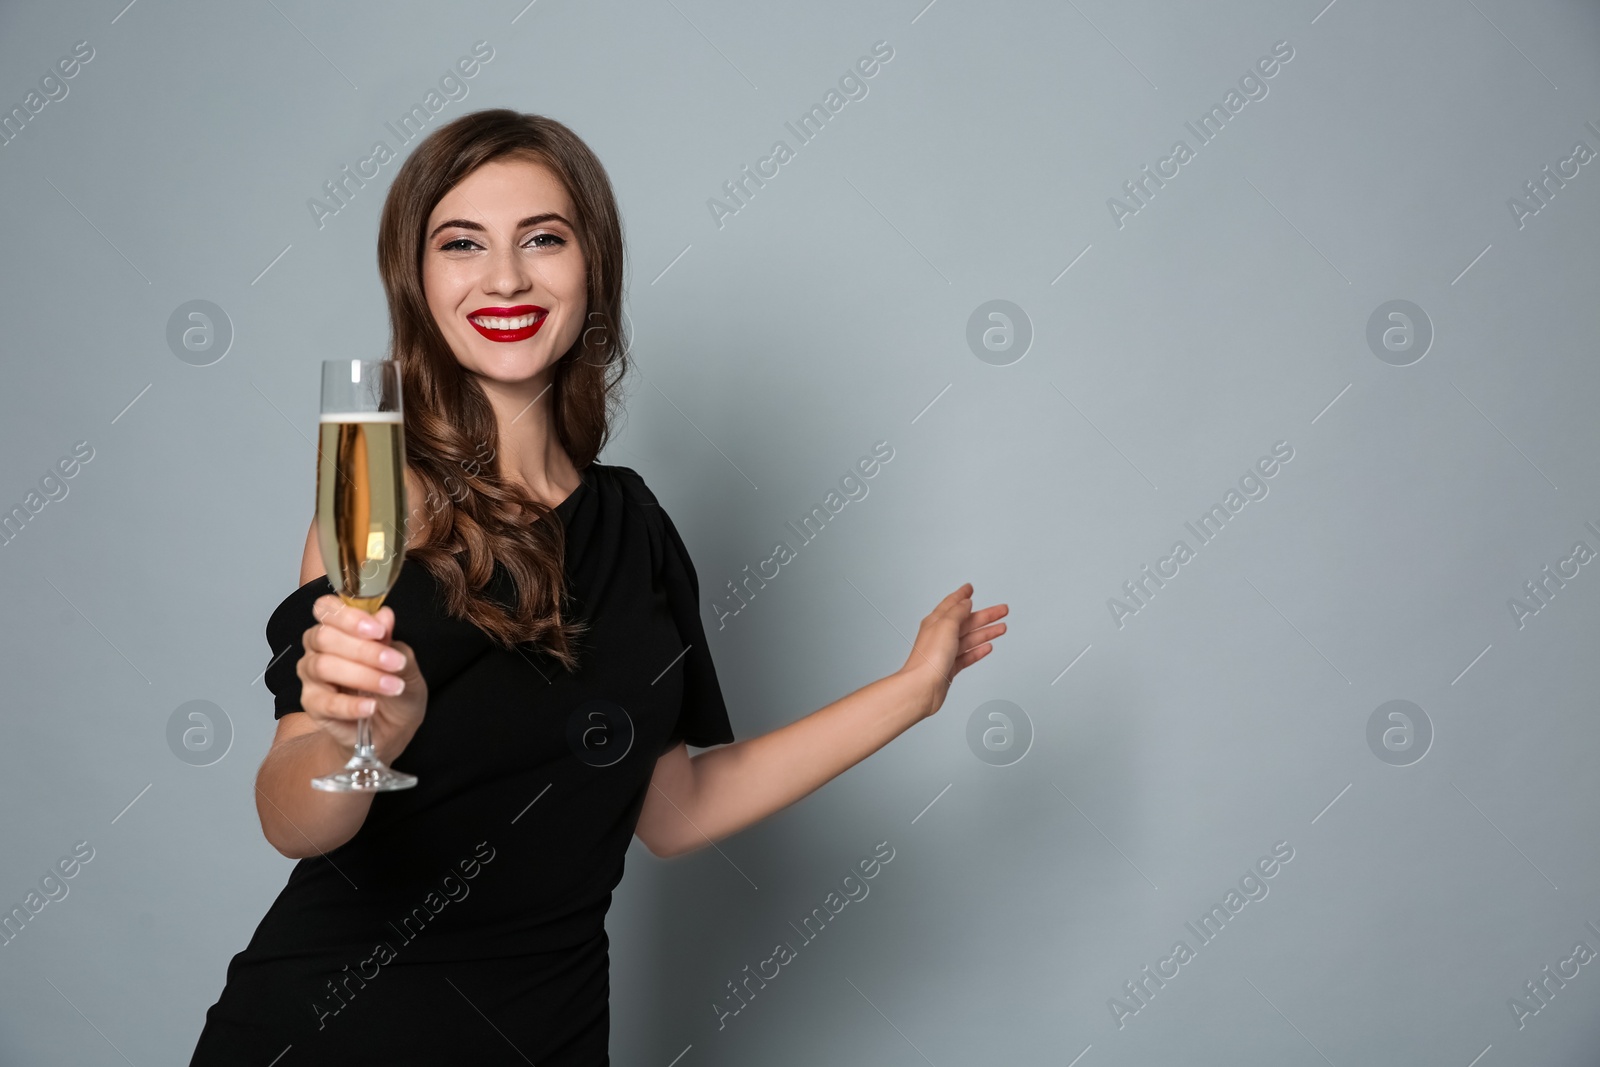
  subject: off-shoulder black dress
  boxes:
[190,463,734,1065]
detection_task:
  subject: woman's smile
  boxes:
[467,304,549,342]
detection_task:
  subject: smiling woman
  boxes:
[191,108,1007,1067]
[190,111,645,1065]
[381,115,627,667]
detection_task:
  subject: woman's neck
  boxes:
[478,370,578,508]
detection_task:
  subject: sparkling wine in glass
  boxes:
[310,359,418,792]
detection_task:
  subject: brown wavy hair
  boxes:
[376,109,629,671]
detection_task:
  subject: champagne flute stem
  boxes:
[355,706,375,759]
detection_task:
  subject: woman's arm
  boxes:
[256,716,393,859]
[255,516,426,859]
[636,584,1008,859]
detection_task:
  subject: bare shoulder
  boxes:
[299,518,326,585]
[298,466,429,586]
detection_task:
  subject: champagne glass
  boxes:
[310,359,418,792]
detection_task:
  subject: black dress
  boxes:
[190,462,735,1065]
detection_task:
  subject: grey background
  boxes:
[1,0,1597,1063]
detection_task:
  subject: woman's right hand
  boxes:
[297,595,428,757]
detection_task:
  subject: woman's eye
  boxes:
[437,233,564,252]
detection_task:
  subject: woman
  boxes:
[190,109,1008,1064]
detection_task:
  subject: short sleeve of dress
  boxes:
[656,504,736,749]
[611,466,736,750]
[263,577,332,720]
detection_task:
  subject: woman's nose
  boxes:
[484,241,532,296]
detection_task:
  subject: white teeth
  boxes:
[471,312,542,330]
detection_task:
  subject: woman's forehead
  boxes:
[431,158,574,224]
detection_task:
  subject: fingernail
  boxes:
[379,675,405,695]
[360,698,377,715]
[359,619,383,636]
[379,649,404,670]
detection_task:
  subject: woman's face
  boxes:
[421,156,588,389]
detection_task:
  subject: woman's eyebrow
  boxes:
[428,213,573,240]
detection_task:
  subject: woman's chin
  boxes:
[462,356,558,386]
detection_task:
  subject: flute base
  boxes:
[312,751,417,792]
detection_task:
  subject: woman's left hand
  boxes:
[897,583,1009,719]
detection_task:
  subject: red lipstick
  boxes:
[467,304,548,343]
